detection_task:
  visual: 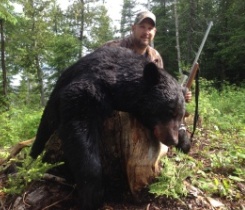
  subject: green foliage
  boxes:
[0,107,42,146]
[195,143,244,198]
[149,153,193,199]
[1,148,63,195]
[194,176,234,198]
[187,79,245,136]
[150,81,245,201]
[120,0,137,37]
[152,0,245,84]
[209,146,245,180]
[0,148,10,160]
[190,81,245,199]
[0,0,18,24]
[85,5,114,50]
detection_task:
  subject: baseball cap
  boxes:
[134,11,156,26]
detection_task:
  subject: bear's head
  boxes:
[133,62,186,146]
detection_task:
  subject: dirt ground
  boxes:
[3,179,243,210]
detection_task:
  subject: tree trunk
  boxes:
[0,19,7,96]
[102,112,168,199]
[35,55,45,106]
[79,0,84,58]
[187,0,196,63]
[174,0,182,75]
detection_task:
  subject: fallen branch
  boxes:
[41,189,74,210]
[42,173,74,187]
[0,138,34,165]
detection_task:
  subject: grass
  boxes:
[150,79,245,202]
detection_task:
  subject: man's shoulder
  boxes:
[147,46,161,57]
[147,46,164,68]
[104,39,122,47]
[104,36,133,48]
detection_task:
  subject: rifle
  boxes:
[180,21,213,88]
[178,21,213,146]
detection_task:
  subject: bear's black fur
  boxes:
[30,46,185,210]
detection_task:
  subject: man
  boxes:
[104,10,192,102]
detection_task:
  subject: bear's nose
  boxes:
[153,123,179,146]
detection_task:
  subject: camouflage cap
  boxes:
[134,11,156,26]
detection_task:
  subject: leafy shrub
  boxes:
[0,107,42,146]
[2,148,63,195]
[149,153,194,199]
[188,79,244,136]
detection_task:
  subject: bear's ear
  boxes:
[143,62,160,85]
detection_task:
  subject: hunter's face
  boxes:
[132,18,156,48]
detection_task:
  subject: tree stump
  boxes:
[43,112,168,201]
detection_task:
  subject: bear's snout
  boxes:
[153,122,179,146]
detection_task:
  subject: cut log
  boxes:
[103,112,168,199]
[43,112,167,201]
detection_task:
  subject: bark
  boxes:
[79,0,84,58]
[174,0,182,75]
[187,0,196,63]
[35,55,45,106]
[106,112,168,198]
[0,19,7,96]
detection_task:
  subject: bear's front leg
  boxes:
[59,119,104,210]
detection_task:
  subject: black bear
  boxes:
[30,46,186,210]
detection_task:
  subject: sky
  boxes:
[105,0,123,27]
[101,0,149,24]
[57,0,124,21]
[57,0,148,28]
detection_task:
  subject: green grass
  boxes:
[150,79,245,200]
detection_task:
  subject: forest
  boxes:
[0,0,244,209]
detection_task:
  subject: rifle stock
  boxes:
[185,62,199,89]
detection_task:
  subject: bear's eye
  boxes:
[168,108,182,119]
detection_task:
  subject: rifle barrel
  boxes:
[192,21,213,67]
[181,21,213,87]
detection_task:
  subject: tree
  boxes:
[212,0,245,83]
[85,5,114,51]
[174,0,181,75]
[120,0,138,37]
[9,0,57,106]
[64,0,102,57]
[44,34,80,96]
[5,0,115,107]
[0,0,17,97]
[151,0,179,75]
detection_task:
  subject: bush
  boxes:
[0,107,42,146]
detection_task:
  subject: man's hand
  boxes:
[185,90,192,103]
